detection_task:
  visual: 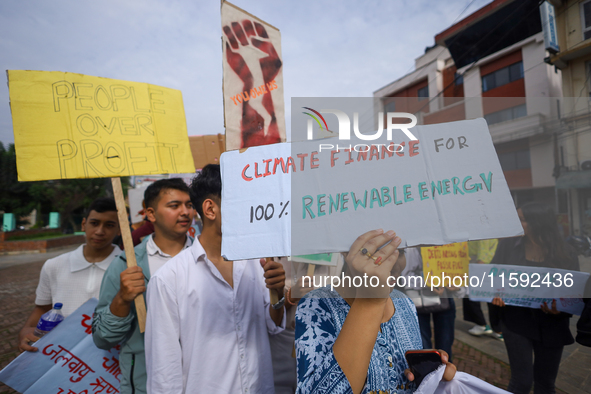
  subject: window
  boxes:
[481,61,524,92]
[384,100,396,112]
[498,149,531,171]
[582,0,591,40]
[484,104,527,125]
[454,72,464,85]
[417,86,429,101]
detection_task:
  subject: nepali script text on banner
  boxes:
[0,298,120,394]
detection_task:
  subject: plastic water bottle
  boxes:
[34,303,65,338]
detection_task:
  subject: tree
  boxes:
[0,142,36,217]
[0,142,129,230]
[31,178,109,231]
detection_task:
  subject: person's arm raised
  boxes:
[333,229,402,394]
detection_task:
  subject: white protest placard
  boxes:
[222,141,291,259]
[221,118,523,260]
[469,263,590,315]
[0,299,120,394]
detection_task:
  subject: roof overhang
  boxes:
[556,170,591,189]
[436,0,542,69]
[548,40,591,69]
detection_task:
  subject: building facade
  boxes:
[374,0,578,235]
[548,0,591,237]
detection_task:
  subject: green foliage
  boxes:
[0,143,130,229]
[0,142,36,217]
[38,178,110,229]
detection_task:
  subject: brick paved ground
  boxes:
[452,340,568,393]
[0,258,569,394]
[452,340,511,390]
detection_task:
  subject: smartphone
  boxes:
[405,349,443,387]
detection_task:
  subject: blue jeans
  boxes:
[417,298,456,362]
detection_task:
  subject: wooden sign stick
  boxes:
[111,177,147,333]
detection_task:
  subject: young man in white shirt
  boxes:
[18,197,121,352]
[146,164,286,394]
[93,178,195,394]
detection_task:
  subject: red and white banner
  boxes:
[0,299,120,394]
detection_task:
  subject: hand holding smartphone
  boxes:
[405,349,443,387]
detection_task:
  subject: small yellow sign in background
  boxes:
[8,70,195,181]
[421,242,469,287]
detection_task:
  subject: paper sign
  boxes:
[128,186,148,224]
[189,134,226,169]
[220,118,523,260]
[469,263,590,314]
[221,2,286,150]
[222,141,291,259]
[8,70,195,181]
[0,299,120,394]
[421,243,469,287]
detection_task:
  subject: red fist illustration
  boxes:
[223,20,283,148]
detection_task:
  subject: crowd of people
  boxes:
[14,164,591,394]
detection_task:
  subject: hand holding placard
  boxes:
[110,178,148,332]
[7,70,194,332]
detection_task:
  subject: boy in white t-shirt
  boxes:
[18,197,121,352]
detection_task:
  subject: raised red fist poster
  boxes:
[221,1,286,150]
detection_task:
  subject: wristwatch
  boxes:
[272,295,285,310]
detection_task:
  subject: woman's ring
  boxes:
[360,248,377,261]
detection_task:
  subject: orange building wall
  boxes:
[495,138,532,189]
[424,103,466,125]
[386,79,431,115]
[481,50,526,115]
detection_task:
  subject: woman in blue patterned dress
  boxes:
[295,229,456,394]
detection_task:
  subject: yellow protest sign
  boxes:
[8,70,195,181]
[421,242,469,287]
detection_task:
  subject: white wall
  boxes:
[463,67,483,118]
[374,46,451,99]
[523,33,561,117]
[415,46,449,69]
[530,135,556,187]
[428,59,446,112]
